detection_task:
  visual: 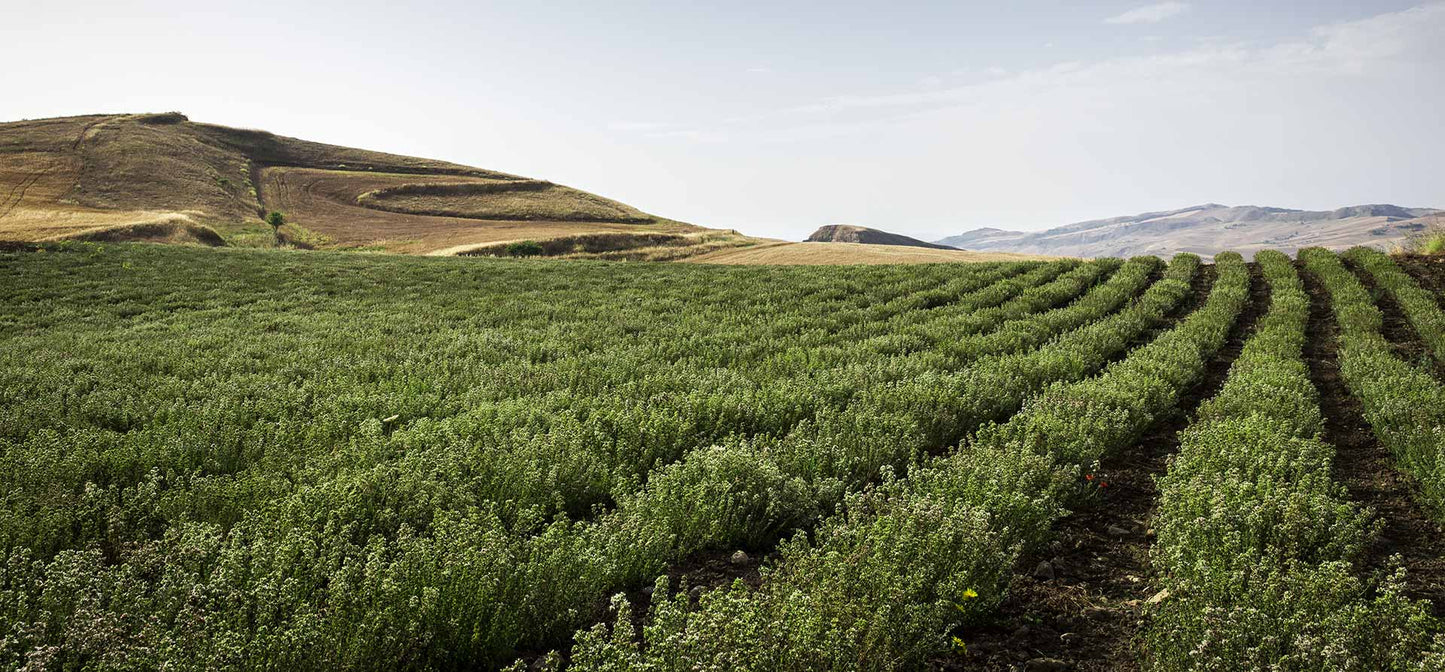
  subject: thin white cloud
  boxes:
[608,121,671,132]
[617,3,1445,236]
[737,3,1442,121]
[1105,2,1190,25]
[617,3,1445,152]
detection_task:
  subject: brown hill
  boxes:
[807,224,957,250]
[0,112,747,256]
[0,112,1055,264]
[936,203,1443,258]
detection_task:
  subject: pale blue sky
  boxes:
[3,1,1440,239]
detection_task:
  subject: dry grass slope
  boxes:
[0,113,734,256]
[357,181,654,223]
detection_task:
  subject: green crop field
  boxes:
[2,243,1444,671]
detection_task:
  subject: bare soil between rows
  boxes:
[1302,262,1445,617]
[941,262,1265,671]
[1397,255,1445,298]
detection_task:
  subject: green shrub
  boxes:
[504,240,544,257]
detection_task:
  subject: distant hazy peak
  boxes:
[935,203,1442,258]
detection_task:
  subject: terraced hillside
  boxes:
[0,113,743,255]
[2,242,1444,671]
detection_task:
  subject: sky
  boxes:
[2,0,1442,241]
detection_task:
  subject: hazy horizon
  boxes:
[4,0,1441,241]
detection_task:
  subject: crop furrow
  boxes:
[961,260,1265,670]
[359,260,1115,529]
[1138,250,1445,670]
[1301,250,1445,616]
[1302,248,1445,523]
[1346,244,1445,364]
[553,254,1231,671]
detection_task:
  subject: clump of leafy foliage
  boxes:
[503,240,545,257]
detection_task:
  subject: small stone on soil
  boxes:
[730,550,749,565]
[1033,560,1056,581]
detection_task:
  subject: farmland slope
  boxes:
[0,112,746,256]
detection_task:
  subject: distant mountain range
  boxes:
[935,204,1443,258]
[807,224,957,250]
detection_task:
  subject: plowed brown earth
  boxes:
[943,262,1265,672]
[1301,263,1445,618]
[258,167,702,254]
[1398,255,1445,296]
